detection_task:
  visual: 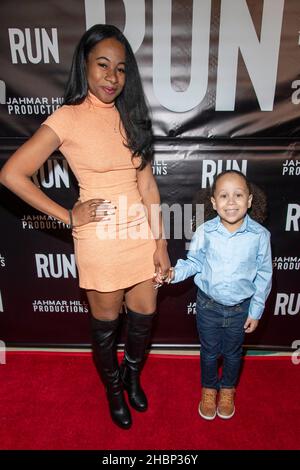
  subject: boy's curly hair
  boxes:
[192,170,268,231]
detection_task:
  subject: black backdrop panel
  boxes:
[1,0,300,138]
[1,144,299,347]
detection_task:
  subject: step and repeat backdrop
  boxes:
[0,0,299,348]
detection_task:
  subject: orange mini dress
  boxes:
[43,92,156,291]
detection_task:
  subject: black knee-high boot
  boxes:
[120,309,156,412]
[91,316,132,429]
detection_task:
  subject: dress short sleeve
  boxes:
[42,105,74,145]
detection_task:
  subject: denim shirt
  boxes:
[172,215,272,320]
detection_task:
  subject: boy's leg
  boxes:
[218,301,250,419]
[220,305,249,388]
[196,297,222,389]
[196,290,223,419]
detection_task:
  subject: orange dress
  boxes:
[43,92,156,291]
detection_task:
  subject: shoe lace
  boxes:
[202,389,216,405]
[220,389,234,405]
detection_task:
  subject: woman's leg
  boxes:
[86,289,124,321]
[122,279,157,411]
[87,289,132,429]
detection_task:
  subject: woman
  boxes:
[0,24,170,429]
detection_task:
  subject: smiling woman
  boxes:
[86,37,126,104]
[0,24,171,430]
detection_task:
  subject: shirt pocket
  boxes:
[234,240,257,269]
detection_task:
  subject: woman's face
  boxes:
[86,37,126,103]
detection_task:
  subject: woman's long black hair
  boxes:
[64,24,153,168]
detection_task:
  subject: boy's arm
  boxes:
[248,231,273,320]
[172,227,205,283]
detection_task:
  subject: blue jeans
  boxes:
[196,289,251,390]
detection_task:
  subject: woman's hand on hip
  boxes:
[71,198,115,227]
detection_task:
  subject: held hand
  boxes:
[71,198,116,227]
[152,244,171,288]
[165,267,175,284]
[153,267,174,289]
[244,317,259,333]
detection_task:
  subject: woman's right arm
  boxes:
[0,124,71,224]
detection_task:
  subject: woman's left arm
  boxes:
[137,163,171,280]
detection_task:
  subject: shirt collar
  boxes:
[204,214,260,234]
[204,216,221,233]
[244,215,261,233]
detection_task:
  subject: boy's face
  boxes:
[211,174,253,232]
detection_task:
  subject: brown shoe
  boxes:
[217,388,235,419]
[198,388,217,420]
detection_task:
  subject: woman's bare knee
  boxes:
[125,279,157,314]
[86,289,124,320]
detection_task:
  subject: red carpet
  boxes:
[0,352,299,450]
